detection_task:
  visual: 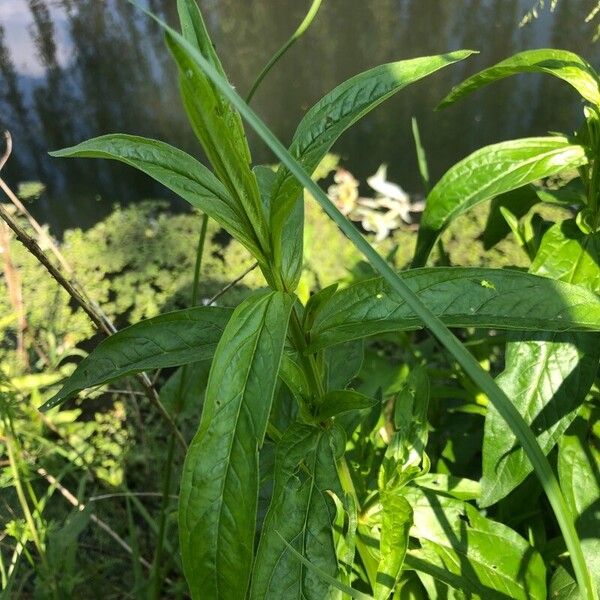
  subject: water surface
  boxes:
[0,0,598,232]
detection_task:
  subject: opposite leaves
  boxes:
[178,291,293,600]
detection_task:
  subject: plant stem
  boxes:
[245,0,323,103]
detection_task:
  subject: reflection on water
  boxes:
[0,0,598,232]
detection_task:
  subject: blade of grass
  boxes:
[132,8,595,598]
[245,0,323,103]
[411,116,430,194]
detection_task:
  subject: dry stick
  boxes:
[0,137,186,451]
[205,261,259,305]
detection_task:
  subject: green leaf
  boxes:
[324,339,364,391]
[481,221,600,507]
[316,390,378,420]
[558,412,600,597]
[49,135,264,258]
[380,366,430,490]
[40,306,232,411]
[179,291,293,600]
[438,49,600,108]
[374,491,413,600]
[251,423,345,600]
[177,0,251,164]
[413,137,588,266]
[413,474,480,501]
[165,35,270,257]
[270,51,477,288]
[481,332,599,507]
[403,488,547,600]
[308,267,600,351]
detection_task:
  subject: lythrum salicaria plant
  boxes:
[42,2,600,598]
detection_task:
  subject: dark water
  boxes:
[1,0,599,233]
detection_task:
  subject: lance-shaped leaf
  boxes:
[374,491,413,600]
[179,291,293,600]
[481,221,600,507]
[250,423,345,600]
[438,48,600,108]
[308,267,600,351]
[412,137,588,266]
[177,0,251,165]
[40,306,232,411]
[316,389,378,420]
[270,51,476,288]
[403,488,547,600]
[50,135,264,259]
[558,412,600,597]
[165,34,270,256]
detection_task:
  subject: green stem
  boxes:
[245,0,323,103]
[149,213,209,600]
[135,12,596,599]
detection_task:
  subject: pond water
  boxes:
[0,0,598,233]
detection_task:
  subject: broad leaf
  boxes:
[165,33,270,257]
[374,491,412,600]
[324,339,364,391]
[413,137,588,266]
[481,221,600,506]
[40,306,232,411]
[403,488,547,600]
[251,423,345,600]
[414,474,480,501]
[439,49,600,108]
[179,291,293,599]
[558,411,600,597]
[50,135,264,258]
[308,267,600,351]
[270,51,476,288]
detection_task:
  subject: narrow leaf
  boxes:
[558,412,600,596]
[271,51,477,287]
[50,135,264,258]
[40,306,232,411]
[438,49,600,108]
[413,137,588,266]
[374,491,413,600]
[251,423,345,600]
[179,291,293,599]
[308,267,600,351]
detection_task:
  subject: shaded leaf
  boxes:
[40,306,232,411]
[481,221,600,506]
[316,389,378,420]
[179,292,293,599]
[251,423,345,600]
[403,488,546,600]
[558,412,600,597]
[413,137,588,266]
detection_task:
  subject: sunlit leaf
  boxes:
[413,137,588,266]
[309,267,600,351]
[179,291,293,599]
[270,51,477,288]
[40,306,232,411]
